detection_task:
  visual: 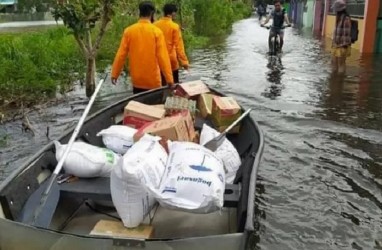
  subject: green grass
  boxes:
[0,27,83,106]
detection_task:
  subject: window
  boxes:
[329,0,365,17]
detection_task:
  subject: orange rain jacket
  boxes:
[111,19,174,89]
[154,17,189,71]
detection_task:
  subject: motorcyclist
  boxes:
[261,0,291,53]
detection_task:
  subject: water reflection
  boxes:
[261,56,285,100]
[319,53,382,131]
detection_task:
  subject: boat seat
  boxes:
[59,177,241,208]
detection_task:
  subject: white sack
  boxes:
[110,136,167,228]
[96,125,137,155]
[54,141,119,178]
[200,124,241,184]
[110,168,155,228]
[154,141,225,213]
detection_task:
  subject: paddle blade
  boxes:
[25,178,60,228]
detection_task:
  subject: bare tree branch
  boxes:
[74,34,88,56]
[92,2,112,56]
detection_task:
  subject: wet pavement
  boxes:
[1,16,382,249]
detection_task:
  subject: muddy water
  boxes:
[1,16,382,249]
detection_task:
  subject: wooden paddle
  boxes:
[30,74,108,228]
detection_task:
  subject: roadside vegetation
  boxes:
[0,0,252,118]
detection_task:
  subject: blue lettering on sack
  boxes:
[189,165,212,172]
[218,173,224,183]
[162,186,177,193]
[177,176,212,187]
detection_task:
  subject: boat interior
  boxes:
[0,88,261,240]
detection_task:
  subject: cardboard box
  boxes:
[151,104,165,109]
[175,80,210,99]
[211,96,242,133]
[193,131,200,144]
[198,93,215,118]
[123,101,165,129]
[90,220,154,239]
[135,111,195,142]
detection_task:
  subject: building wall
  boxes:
[376,20,382,53]
[324,14,364,51]
[303,0,314,28]
[313,0,324,32]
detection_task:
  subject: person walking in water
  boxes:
[155,3,190,84]
[111,1,174,94]
[331,0,351,74]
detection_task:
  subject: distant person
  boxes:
[111,1,174,94]
[257,1,266,21]
[261,0,291,53]
[155,3,189,84]
[331,0,351,74]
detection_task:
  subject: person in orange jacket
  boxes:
[111,1,174,94]
[154,3,189,84]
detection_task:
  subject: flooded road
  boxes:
[1,16,382,249]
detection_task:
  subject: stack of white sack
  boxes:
[199,124,241,184]
[110,135,168,228]
[149,141,225,213]
[96,125,137,155]
[54,141,120,178]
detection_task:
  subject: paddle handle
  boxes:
[222,108,252,136]
[53,77,106,175]
[31,74,107,226]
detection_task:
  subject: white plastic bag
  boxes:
[200,124,241,184]
[154,141,225,213]
[54,141,119,178]
[110,136,167,228]
[96,125,137,155]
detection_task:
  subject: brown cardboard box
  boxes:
[151,104,165,109]
[198,93,215,118]
[193,131,200,144]
[123,101,165,129]
[134,111,195,142]
[90,220,154,239]
[175,80,210,99]
[211,96,242,133]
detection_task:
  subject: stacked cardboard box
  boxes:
[211,96,242,133]
[174,80,210,99]
[134,111,196,142]
[123,101,165,129]
[198,93,215,118]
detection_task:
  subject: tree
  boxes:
[52,0,114,97]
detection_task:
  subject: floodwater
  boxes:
[1,16,382,249]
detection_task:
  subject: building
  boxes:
[0,0,16,12]
[303,0,314,29]
[320,0,381,53]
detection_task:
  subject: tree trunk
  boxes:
[85,58,96,98]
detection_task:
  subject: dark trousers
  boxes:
[161,70,179,86]
[133,87,149,94]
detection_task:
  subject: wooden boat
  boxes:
[0,86,264,250]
